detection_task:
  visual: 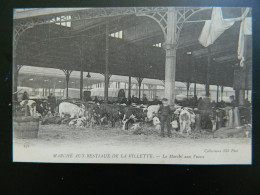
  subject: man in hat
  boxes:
[158,98,172,137]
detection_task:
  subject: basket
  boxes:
[13,116,40,139]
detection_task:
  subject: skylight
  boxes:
[51,15,72,27]
[152,43,162,48]
[110,30,123,39]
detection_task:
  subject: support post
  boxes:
[238,90,245,106]
[66,76,69,99]
[53,82,56,96]
[128,76,132,100]
[104,22,109,103]
[80,68,83,100]
[62,69,72,99]
[221,86,224,101]
[194,82,197,97]
[164,7,177,105]
[186,82,190,99]
[136,77,143,100]
[206,46,211,97]
[216,85,219,103]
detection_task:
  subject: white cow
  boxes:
[20,100,37,117]
[146,105,160,121]
[178,108,196,135]
[152,116,161,131]
[59,102,85,119]
[171,120,178,130]
[179,110,191,135]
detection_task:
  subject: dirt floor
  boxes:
[13,124,252,164]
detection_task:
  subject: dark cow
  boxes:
[99,104,122,127]
[121,106,148,130]
[35,100,50,117]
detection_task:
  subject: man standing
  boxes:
[22,91,29,100]
[48,93,56,114]
[158,98,172,137]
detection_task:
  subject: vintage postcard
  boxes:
[12,7,252,164]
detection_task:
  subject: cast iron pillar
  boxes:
[62,69,73,99]
[136,77,143,100]
[104,22,110,103]
[128,76,132,100]
[80,68,83,100]
[206,46,212,97]
[194,83,197,97]
[163,7,177,105]
[186,82,190,99]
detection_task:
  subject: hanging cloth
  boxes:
[198,7,235,47]
[237,16,252,67]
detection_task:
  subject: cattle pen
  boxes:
[12,7,252,164]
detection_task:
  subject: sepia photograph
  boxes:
[12,7,252,164]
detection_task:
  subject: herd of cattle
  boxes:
[16,98,236,136]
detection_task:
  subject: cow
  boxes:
[170,120,178,131]
[59,102,86,119]
[85,103,103,127]
[146,105,160,121]
[35,100,50,117]
[179,110,192,135]
[68,117,87,127]
[20,100,37,117]
[153,116,161,131]
[121,106,147,130]
[99,104,122,127]
[178,107,196,135]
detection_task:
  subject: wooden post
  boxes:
[164,7,177,105]
[104,22,109,103]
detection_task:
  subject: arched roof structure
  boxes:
[13,7,252,91]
